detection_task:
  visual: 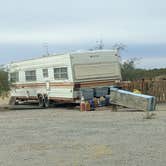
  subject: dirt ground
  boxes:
[0,104,166,166]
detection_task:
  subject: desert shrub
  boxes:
[0,70,9,96]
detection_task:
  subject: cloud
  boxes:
[137,57,166,69]
[0,19,166,45]
[0,0,166,68]
[0,0,166,44]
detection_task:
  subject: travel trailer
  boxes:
[8,50,121,107]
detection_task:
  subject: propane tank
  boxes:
[85,101,91,111]
[99,96,105,107]
[80,96,86,111]
[89,99,95,111]
[93,97,98,108]
[105,95,110,106]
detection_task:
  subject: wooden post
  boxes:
[112,104,117,112]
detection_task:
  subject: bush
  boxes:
[0,70,9,96]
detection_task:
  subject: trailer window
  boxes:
[25,70,36,81]
[10,72,19,82]
[54,67,68,79]
[42,69,48,78]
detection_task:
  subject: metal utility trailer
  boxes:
[109,88,156,117]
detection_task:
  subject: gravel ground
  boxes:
[0,105,166,166]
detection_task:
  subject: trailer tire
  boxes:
[44,95,50,108]
[38,95,45,108]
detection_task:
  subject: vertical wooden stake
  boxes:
[112,105,117,112]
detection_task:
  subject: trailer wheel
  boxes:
[38,95,45,108]
[44,95,50,108]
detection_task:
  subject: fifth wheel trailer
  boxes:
[8,50,121,107]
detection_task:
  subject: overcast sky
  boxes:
[0,0,166,68]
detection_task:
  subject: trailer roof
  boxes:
[9,49,118,64]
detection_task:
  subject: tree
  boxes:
[0,70,9,95]
[121,58,137,81]
[112,43,126,53]
[121,58,166,81]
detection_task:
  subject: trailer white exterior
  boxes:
[8,50,121,106]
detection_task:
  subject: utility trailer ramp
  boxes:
[110,88,156,112]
